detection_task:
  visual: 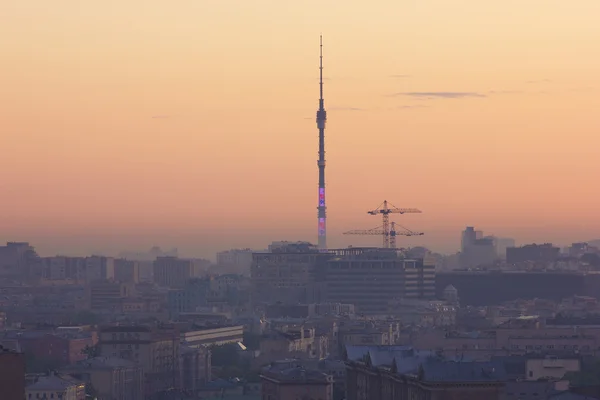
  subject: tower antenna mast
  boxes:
[316,35,328,251]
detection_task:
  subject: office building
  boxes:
[320,248,436,315]
[153,257,206,288]
[251,242,332,304]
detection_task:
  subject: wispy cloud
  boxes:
[396,105,428,110]
[526,79,552,84]
[151,115,172,119]
[389,74,411,78]
[393,92,486,99]
[487,90,524,95]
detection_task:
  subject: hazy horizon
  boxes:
[2,1,600,259]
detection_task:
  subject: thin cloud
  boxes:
[397,105,428,109]
[389,74,411,78]
[394,92,486,99]
[487,90,524,95]
[329,107,364,111]
[151,115,172,119]
[526,79,552,84]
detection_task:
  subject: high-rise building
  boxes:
[114,258,141,284]
[251,243,331,304]
[319,248,436,315]
[460,227,497,268]
[216,248,254,274]
[85,256,115,282]
[153,257,206,288]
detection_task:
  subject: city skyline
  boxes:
[2,1,600,258]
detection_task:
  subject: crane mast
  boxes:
[367,200,422,248]
[344,221,424,249]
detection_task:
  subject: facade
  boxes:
[261,364,333,400]
[41,256,86,282]
[0,241,36,278]
[114,259,140,284]
[26,373,86,400]
[216,248,254,274]
[345,347,507,400]
[525,356,580,381]
[320,249,436,315]
[167,278,211,318]
[88,279,133,311]
[153,257,205,288]
[3,331,94,367]
[85,256,115,282]
[0,345,25,400]
[181,325,244,347]
[251,245,331,304]
[61,357,144,400]
[179,345,212,394]
[98,326,179,396]
[507,244,560,264]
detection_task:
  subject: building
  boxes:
[251,243,331,304]
[98,325,179,396]
[261,363,333,400]
[26,373,86,400]
[216,248,255,274]
[181,324,244,348]
[320,248,436,315]
[179,345,212,394]
[2,331,94,368]
[525,356,580,381]
[85,256,115,282]
[167,277,211,318]
[153,257,206,288]
[507,244,560,264]
[114,259,141,284]
[258,325,328,365]
[495,238,516,260]
[0,241,37,279]
[40,256,87,282]
[61,356,144,400]
[88,279,133,311]
[345,346,507,400]
[0,345,25,400]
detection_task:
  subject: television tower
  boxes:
[316,35,327,251]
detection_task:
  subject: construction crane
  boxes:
[344,222,424,249]
[367,200,422,248]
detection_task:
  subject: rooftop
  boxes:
[261,365,331,384]
[26,374,83,391]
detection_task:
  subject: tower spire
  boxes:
[316,35,327,251]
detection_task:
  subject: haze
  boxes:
[2,0,599,258]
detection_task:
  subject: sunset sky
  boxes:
[2,1,600,258]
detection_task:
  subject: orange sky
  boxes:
[1,1,600,257]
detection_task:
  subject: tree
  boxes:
[242,332,261,351]
[81,344,100,359]
[210,343,240,367]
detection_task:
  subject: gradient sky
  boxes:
[2,1,600,258]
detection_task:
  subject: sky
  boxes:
[1,1,600,258]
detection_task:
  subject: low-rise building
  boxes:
[261,364,333,400]
[61,356,144,400]
[26,373,86,400]
[181,324,244,348]
[345,346,507,400]
[0,345,25,400]
[98,325,179,397]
